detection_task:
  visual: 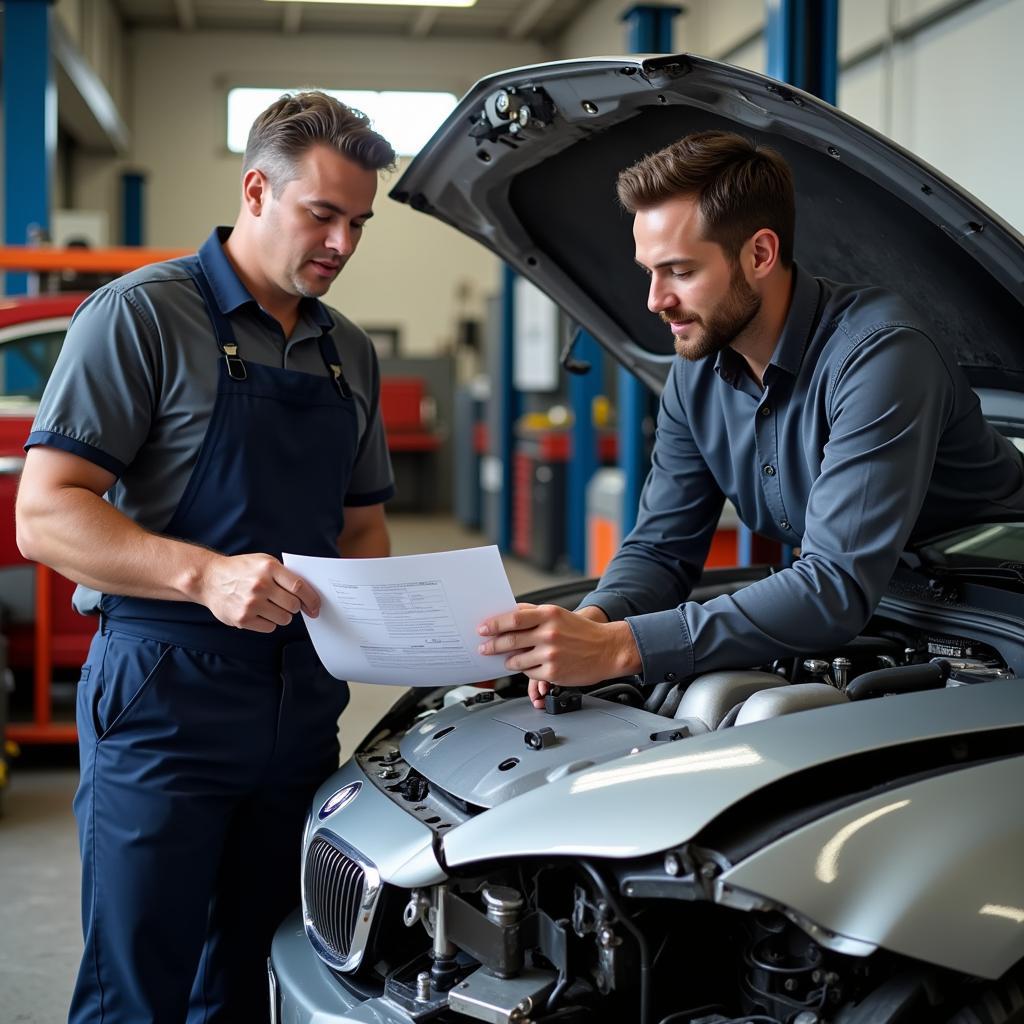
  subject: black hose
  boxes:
[658,683,687,718]
[588,681,644,706]
[545,973,570,1013]
[644,679,675,714]
[579,860,652,1024]
[846,660,950,700]
[715,701,744,730]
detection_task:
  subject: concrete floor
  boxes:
[0,515,574,1022]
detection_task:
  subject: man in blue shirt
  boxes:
[477,130,1024,705]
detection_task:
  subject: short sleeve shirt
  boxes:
[27,227,394,607]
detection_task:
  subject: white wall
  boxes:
[126,29,547,355]
[838,0,1024,230]
[55,0,128,111]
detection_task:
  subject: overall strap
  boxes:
[184,256,248,382]
[315,324,353,400]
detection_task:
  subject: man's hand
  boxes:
[478,603,641,709]
[197,553,321,632]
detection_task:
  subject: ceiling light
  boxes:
[266,1,478,7]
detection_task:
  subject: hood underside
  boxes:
[392,55,1024,393]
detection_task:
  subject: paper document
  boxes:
[283,546,517,686]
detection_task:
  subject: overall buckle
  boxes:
[330,363,352,399]
[223,343,247,381]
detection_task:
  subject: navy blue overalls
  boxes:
[70,249,356,1023]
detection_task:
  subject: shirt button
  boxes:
[665,672,677,682]
[780,519,790,530]
[760,405,772,417]
[763,465,776,476]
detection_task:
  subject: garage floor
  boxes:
[0,514,574,1023]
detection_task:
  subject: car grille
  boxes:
[302,832,380,972]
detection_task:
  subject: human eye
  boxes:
[671,268,693,280]
[309,209,330,223]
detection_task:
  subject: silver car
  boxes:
[270,55,1024,1024]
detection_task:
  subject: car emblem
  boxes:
[318,781,362,820]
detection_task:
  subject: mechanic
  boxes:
[477,130,1024,708]
[15,92,395,1023]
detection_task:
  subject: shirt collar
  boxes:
[197,226,334,331]
[713,263,821,389]
[768,263,821,376]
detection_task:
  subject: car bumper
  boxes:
[270,910,416,1024]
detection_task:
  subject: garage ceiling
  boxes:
[115,0,589,42]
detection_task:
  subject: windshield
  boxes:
[922,522,1024,566]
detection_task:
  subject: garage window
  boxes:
[227,87,457,158]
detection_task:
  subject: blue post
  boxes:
[765,0,839,101]
[622,3,684,52]
[121,171,146,246]
[567,329,602,572]
[759,0,837,566]
[3,0,57,296]
[618,4,682,538]
[497,264,521,553]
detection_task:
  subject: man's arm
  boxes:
[623,325,955,682]
[16,446,320,632]
[479,360,723,691]
[575,360,726,623]
[338,503,390,558]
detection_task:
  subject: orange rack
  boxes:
[1,244,190,744]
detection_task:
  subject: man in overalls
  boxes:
[16,92,396,1023]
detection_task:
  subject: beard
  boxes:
[662,264,761,361]
[289,260,340,299]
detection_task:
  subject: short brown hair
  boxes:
[243,90,397,193]
[616,131,795,265]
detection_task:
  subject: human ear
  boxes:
[241,169,268,216]
[749,228,780,278]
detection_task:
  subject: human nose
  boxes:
[326,223,356,257]
[647,275,674,314]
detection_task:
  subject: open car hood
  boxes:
[392,55,1024,393]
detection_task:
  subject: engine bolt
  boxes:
[415,971,431,1002]
[495,91,510,114]
[482,884,524,928]
[664,852,681,876]
[784,978,799,992]
[378,766,399,780]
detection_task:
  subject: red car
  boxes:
[0,293,90,745]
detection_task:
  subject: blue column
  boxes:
[618,4,683,538]
[497,264,522,553]
[3,0,57,295]
[566,330,602,572]
[622,3,684,52]
[765,0,839,103]
[121,171,146,246]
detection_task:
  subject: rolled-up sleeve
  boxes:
[620,326,954,681]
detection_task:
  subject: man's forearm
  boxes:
[18,483,218,603]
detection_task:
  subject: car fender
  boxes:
[718,755,1024,979]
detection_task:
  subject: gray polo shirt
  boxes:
[579,265,1024,683]
[28,227,394,609]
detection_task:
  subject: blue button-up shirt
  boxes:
[579,266,1024,683]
